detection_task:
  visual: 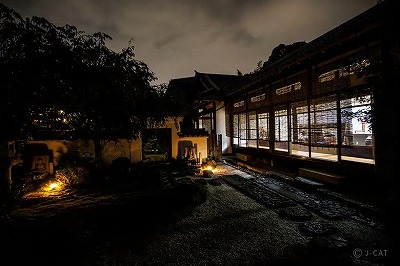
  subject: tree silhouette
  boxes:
[0,3,167,163]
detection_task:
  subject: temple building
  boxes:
[168,71,248,162]
[168,1,399,183]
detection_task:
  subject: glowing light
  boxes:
[212,167,220,174]
[23,175,69,199]
[207,165,213,171]
[49,182,58,190]
[42,180,63,192]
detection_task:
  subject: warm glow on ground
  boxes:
[200,164,223,174]
[48,182,58,190]
[40,180,65,195]
[212,167,221,174]
[23,178,67,199]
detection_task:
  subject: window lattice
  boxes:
[310,96,338,145]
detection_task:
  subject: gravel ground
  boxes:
[86,183,307,266]
[1,172,397,266]
[87,182,395,266]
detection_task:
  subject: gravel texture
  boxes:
[88,183,309,266]
[1,163,397,266]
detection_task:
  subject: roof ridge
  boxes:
[254,2,383,79]
[205,74,221,91]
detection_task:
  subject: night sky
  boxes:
[2,0,377,85]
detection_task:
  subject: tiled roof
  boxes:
[195,71,249,99]
[168,71,248,101]
[167,76,204,104]
[168,76,203,92]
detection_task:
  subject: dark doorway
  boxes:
[142,128,172,162]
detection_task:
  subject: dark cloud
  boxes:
[1,0,378,84]
[230,28,261,47]
[183,0,270,25]
[154,33,183,50]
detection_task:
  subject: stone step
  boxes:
[294,176,325,189]
[202,170,215,178]
[236,153,252,162]
[298,168,344,185]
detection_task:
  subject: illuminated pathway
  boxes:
[213,160,385,232]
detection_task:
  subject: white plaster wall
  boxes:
[28,138,142,167]
[28,140,68,167]
[27,116,200,167]
[151,117,182,159]
[176,136,208,162]
[216,101,230,154]
[157,117,209,161]
[170,117,182,159]
[102,139,142,165]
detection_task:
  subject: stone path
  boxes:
[256,175,356,220]
[222,174,296,208]
[216,161,386,232]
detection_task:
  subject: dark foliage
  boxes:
[264,41,307,67]
[0,3,169,160]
